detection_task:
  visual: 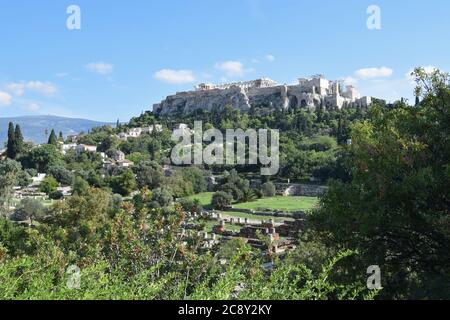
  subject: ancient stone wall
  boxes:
[275,183,328,197]
[250,180,328,197]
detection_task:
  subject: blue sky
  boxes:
[0,0,449,121]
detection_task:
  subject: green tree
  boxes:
[17,170,32,188]
[6,122,16,159]
[151,187,173,208]
[312,68,450,299]
[219,170,250,202]
[13,124,24,157]
[48,166,74,186]
[241,189,256,203]
[48,129,58,145]
[39,176,58,194]
[134,161,164,189]
[182,167,207,194]
[261,182,276,197]
[13,198,46,225]
[212,191,233,210]
[72,176,90,196]
[0,159,21,215]
[25,144,63,172]
[109,169,137,196]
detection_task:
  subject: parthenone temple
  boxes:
[153,75,372,115]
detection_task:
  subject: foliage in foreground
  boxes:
[0,185,372,300]
[311,68,450,299]
[0,231,371,300]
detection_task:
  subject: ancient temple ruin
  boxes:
[153,75,372,115]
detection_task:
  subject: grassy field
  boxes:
[186,192,214,209]
[186,192,319,212]
[233,196,319,212]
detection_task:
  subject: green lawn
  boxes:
[186,192,214,208]
[186,193,319,212]
[233,196,318,212]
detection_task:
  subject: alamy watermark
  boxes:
[66,265,81,290]
[171,121,279,176]
[367,5,381,30]
[66,5,81,30]
[367,265,383,290]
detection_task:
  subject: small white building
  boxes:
[61,143,77,154]
[117,125,163,140]
[31,173,47,187]
[117,159,134,168]
[75,144,97,155]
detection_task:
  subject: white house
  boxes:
[75,144,97,155]
[61,143,77,154]
[117,125,163,140]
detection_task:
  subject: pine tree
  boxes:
[14,124,24,156]
[48,129,58,145]
[59,131,63,140]
[6,122,16,159]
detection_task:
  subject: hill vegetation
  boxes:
[0,68,449,299]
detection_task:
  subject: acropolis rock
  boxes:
[154,75,372,115]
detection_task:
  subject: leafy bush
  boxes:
[39,176,58,194]
[212,191,233,210]
[261,182,276,197]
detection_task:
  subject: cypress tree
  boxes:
[6,122,16,159]
[14,124,24,156]
[48,129,58,145]
[59,131,63,140]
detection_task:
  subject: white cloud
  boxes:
[0,91,12,106]
[215,61,248,77]
[265,54,275,62]
[154,69,196,84]
[5,81,57,96]
[85,62,114,75]
[355,67,393,79]
[6,83,26,96]
[26,81,58,95]
[342,65,446,104]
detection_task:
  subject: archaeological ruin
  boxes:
[153,75,372,115]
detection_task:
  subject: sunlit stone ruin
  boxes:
[154,75,372,115]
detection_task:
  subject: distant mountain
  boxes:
[0,115,113,146]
